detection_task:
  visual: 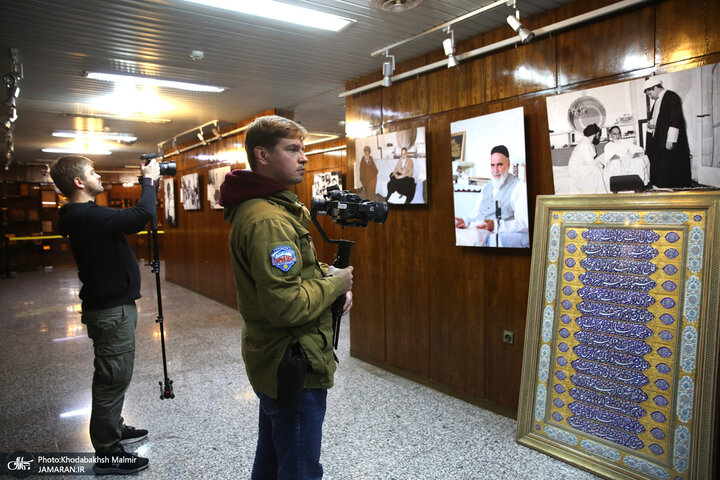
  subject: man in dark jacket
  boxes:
[50,155,159,475]
[220,115,353,479]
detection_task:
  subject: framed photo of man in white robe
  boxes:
[450,107,529,248]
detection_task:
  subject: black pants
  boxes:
[386,176,415,203]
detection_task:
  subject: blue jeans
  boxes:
[252,389,327,480]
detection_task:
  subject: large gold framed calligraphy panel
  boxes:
[517,193,720,480]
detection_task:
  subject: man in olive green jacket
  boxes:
[220,115,353,480]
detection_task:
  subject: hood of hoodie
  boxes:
[220,170,295,222]
[220,170,287,206]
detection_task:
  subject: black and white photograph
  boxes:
[354,126,427,205]
[163,178,177,227]
[207,166,231,210]
[181,172,201,211]
[450,107,529,248]
[313,171,342,198]
[547,61,720,194]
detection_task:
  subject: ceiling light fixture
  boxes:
[382,52,395,88]
[63,112,172,124]
[52,131,138,142]
[182,0,355,32]
[370,0,424,13]
[442,27,459,68]
[84,71,227,93]
[41,148,112,155]
[197,129,207,145]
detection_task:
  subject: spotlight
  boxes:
[382,52,395,88]
[2,73,18,87]
[197,129,207,145]
[506,13,535,44]
[442,27,459,68]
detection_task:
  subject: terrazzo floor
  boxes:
[0,264,600,479]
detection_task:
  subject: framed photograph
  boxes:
[163,178,177,226]
[207,165,231,210]
[313,171,342,198]
[517,192,720,480]
[546,61,720,193]
[181,172,201,211]
[450,131,466,162]
[353,126,427,204]
[450,107,529,248]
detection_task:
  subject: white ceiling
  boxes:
[1,0,574,169]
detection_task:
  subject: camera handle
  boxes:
[149,203,175,400]
[310,211,355,351]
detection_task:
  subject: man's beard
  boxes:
[491,172,508,189]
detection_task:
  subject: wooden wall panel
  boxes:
[345,89,383,128]
[655,0,720,65]
[426,46,484,115]
[427,111,486,399]
[556,1,654,86]
[382,208,430,376]
[382,56,429,124]
[344,0,720,414]
[483,10,558,101]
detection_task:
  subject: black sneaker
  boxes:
[120,425,148,445]
[93,449,149,475]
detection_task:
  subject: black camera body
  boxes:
[140,153,177,177]
[311,186,387,227]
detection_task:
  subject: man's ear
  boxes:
[72,176,85,190]
[254,146,269,166]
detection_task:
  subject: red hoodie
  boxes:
[219,170,287,208]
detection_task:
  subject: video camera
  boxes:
[309,185,388,351]
[140,153,177,177]
[311,185,387,227]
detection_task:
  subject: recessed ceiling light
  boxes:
[84,71,227,93]
[183,0,355,32]
[52,131,137,142]
[41,148,112,155]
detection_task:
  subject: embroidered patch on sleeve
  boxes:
[270,245,297,272]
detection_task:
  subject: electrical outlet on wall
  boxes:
[503,330,514,345]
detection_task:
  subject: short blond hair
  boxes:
[245,115,307,171]
[49,156,93,197]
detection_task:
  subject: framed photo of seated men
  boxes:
[517,192,720,480]
[450,107,529,248]
[353,126,427,205]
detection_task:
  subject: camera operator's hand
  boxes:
[341,290,353,315]
[141,159,161,182]
[328,265,353,293]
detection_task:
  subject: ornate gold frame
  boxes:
[517,192,720,480]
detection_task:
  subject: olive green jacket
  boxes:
[224,189,344,398]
